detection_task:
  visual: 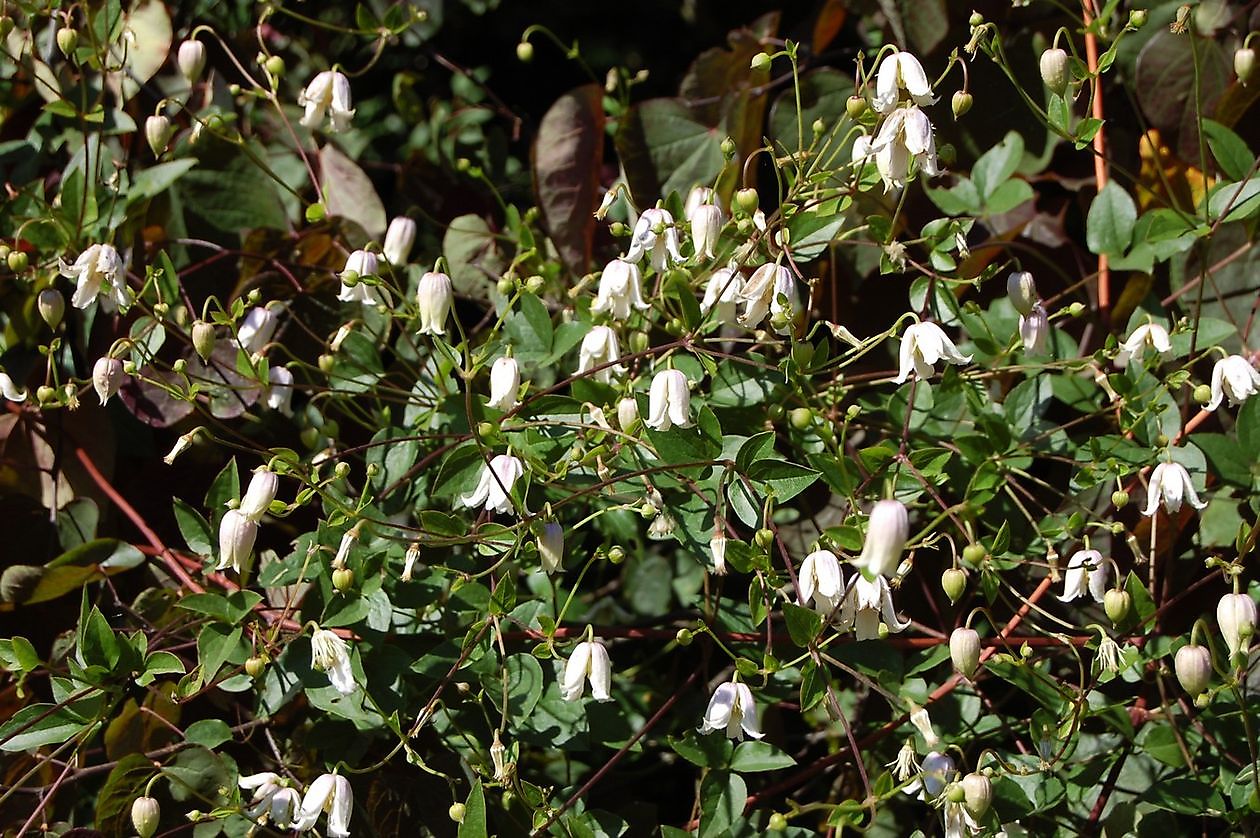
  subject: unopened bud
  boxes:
[968,10,984,26]
[38,288,65,328]
[1174,643,1212,695]
[264,55,285,79]
[332,567,355,592]
[845,95,867,119]
[244,656,266,678]
[941,568,967,604]
[516,40,534,62]
[951,91,973,118]
[675,628,694,646]
[449,802,466,823]
[720,136,736,157]
[145,115,174,156]
[1193,383,1213,405]
[607,545,625,564]
[1039,47,1071,97]
[962,543,986,567]
[1006,271,1037,316]
[735,188,759,214]
[1128,9,1147,28]
[1111,490,1129,508]
[305,202,326,223]
[754,528,775,549]
[56,27,78,58]
[1218,592,1257,660]
[7,250,28,272]
[131,796,160,838]
[750,52,771,71]
[191,320,215,360]
[961,772,992,819]
[177,40,207,84]
[1104,588,1131,625]
[950,626,982,678]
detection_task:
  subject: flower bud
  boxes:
[845,95,867,119]
[1111,490,1129,508]
[1236,48,1256,85]
[92,357,124,405]
[1128,9,1147,27]
[750,52,771,71]
[950,626,981,678]
[1039,47,1070,97]
[1104,588,1131,625]
[56,27,78,58]
[968,11,984,26]
[735,188,759,214]
[961,772,992,818]
[962,543,986,567]
[951,90,973,118]
[449,802,466,823]
[145,115,174,156]
[1218,592,1257,660]
[131,796,160,838]
[382,216,417,266]
[538,522,563,573]
[1174,643,1212,695]
[720,136,737,157]
[7,250,28,272]
[616,397,639,431]
[941,568,966,604]
[332,567,355,591]
[38,288,65,328]
[177,39,207,84]
[239,468,279,520]
[190,319,215,360]
[244,655,266,678]
[1006,271,1037,316]
[516,41,534,62]
[857,499,909,577]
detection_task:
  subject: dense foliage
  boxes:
[2,0,1260,836]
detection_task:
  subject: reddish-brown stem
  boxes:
[1082,1,1110,319]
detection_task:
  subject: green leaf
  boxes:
[1202,119,1253,181]
[1206,177,1260,224]
[1086,181,1137,256]
[196,623,245,683]
[184,718,232,749]
[173,498,214,556]
[746,459,818,502]
[669,731,733,768]
[972,131,1024,201]
[177,591,262,623]
[444,213,504,297]
[781,602,822,647]
[94,753,154,834]
[128,159,198,205]
[0,703,92,752]
[730,740,796,772]
[457,779,487,838]
[486,653,544,721]
[203,458,239,522]
[698,770,746,838]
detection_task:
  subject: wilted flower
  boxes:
[1174,643,1212,695]
[460,454,525,515]
[888,740,920,782]
[176,39,206,83]
[872,50,936,113]
[487,356,521,412]
[1096,634,1123,673]
[337,250,390,306]
[798,549,845,614]
[216,508,257,574]
[0,372,27,403]
[576,325,624,383]
[382,217,417,265]
[1058,549,1109,603]
[561,640,612,702]
[294,773,353,837]
[163,430,198,465]
[239,773,301,829]
[416,271,454,336]
[265,366,295,414]
[700,266,743,325]
[624,208,683,271]
[1207,354,1260,411]
[950,627,981,678]
[857,499,909,577]
[310,628,356,695]
[894,321,971,384]
[333,527,358,568]
[709,534,728,575]
[1006,271,1037,316]
[736,263,796,332]
[239,468,280,521]
[1019,302,1049,354]
[538,522,564,573]
[402,542,421,582]
[688,202,724,261]
[1218,592,1257,660]
[299,70,355,133]
[870,106,939,191]
[62,244,130,311]
[489,731,511,781]
[699,681,763,740]
[909,704,940,748]
[92,357,124,405]
[237,305,280,354]
[646,369,692,431]
[1141,460,1206,516]
[1118,322,1171,365]
[592,258,649,321]
[905,751,955,800]
[840,573,911,640]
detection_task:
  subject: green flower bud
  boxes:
[1193,383,1213,405]
[1128,9,1147,28]
[305,203,326,223]
[332,567,355,591]
[951,90,973,118]
[1104,588,1131,625]
[449,802,466,823]
[941,568,967,604]
[754,528,775,549]
[6,250,28,272]
[607,545,625,564]
[318,354,335,373]
[735,188,759,214]
[720,136,737,157]
[245,656,266,678]
[264,55,285,78]
[1111,490,1129,508]
[525,275,545,294]
[968,11,984,26]
[1235,48,1256,85]
[1039,47,1070,97]
[516,41,534,63]
[56,27,78,58]
[962,543,986,566]
[192,320,215,360]
[845,95,867,119]
[750,52,771,71]
[789,407,813,430]
[131,796,160,838]
[675,628,694,646]
[767,813,788,831]
[38,289,65,328]
[962,772,992,818]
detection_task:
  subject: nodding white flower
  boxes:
[709,534,728,575]
[700,266,743,325]
[459,454,525,515]
[894,321,971,384]
[265,366,295,414]
[487,356,521,411]
[646,369,692,431]
[0,372,27,402]
[798,549,845,614]
[624,207,683,271]
[1218,592,1258,659]
[943,799,980,838]
[337,250,390,306]
[1141,460,1206,516]
[737,263,796,332]
[888,740,920,782]
[857,500,909,578]
[416,271,453,336]
[239,773,300,829]
[699,681,764,740]
[1207,354,1260,411]
[93,357,124,405]
[61,244,130,311]
[616,396,639,430]
[561,640,612,702]
[909,704,939,748]
[298,70,355,133]
[402,542,421,581]
[688,203,724,261]
[576,325,624,383]
[216,508,257,574]
[382,217,417,266]
[852,134,874,167]
[950,627,982,678]
[840,573,910,640]
[1058,549,1109,603]
[870,106,940,191]
[310,629,356,695]
[1174,643,1212,695]
[905,751,956,800]
[294,773,353,837]
[872,50,936,113]
[237,305,280,354]
[1019,302,1049,354]
[592,258,649,321]
[1118,322,1171,365]
[1007,271,1038,316]
[684,185,716,219]
[538,522,564,573]
[239,468,280,521]
[177,39,207,83]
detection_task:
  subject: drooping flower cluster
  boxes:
[854,51,941,191]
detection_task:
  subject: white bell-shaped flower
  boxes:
[592,258,649,321]
[1007,271,1038,316]
[298,70,355,133]
[337,250,390,306]
[61,244,131,312]
[894,321,971,383]
[700,266,743,326]
[487,356,521,411]
[840,573,911,640]
[538,522,564,573]
[265,366,295,414]
[1118,322,1171,365]
[1141,460,1206,516]
[1019,302,1049,354]
[239,772,300,829]
[416,271,453,336]
[646,369,692,431]
[857,499,909,578]
[294,773,353,837]
[459,454,525,515]
[798,549,845,614]
[870,106,940,191]
[872,51,936,113]
[1207,354,1260,411]
[310,628,356,695]
[624,207,683,271]
[382,217,417,266]
[239,468,280,521]
[0,372,27,403]
[561,640,613,702]
[1058,549,1109,603]
[736,263,796,332]
[684,186,716,219]
[688,203,724,261]
[698,681,764,740]
[904,751,956,801]
[1218,592,1257,659]
[576,325,624,383]
[237,305,280,355]
[177,39,207,83]
[216,509,257,574]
